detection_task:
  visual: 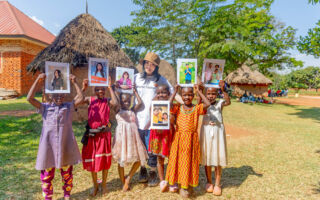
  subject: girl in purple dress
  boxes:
[27,73,84,200]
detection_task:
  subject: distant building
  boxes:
[0,1,55,95]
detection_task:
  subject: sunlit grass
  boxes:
[0,99,319,199]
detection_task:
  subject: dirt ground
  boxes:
[274,96,320,107]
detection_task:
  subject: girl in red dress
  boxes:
[148,84,175,192]
[81,78,118,196]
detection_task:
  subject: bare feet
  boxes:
[213,185,222,196]
[205,183,214,193]
[90,184,99,197]
[122,176,131,192]
[64,197,70,200]
[101,184,108,196]
[179,188,189,198]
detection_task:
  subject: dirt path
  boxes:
[274,96,320,107]
[0,110,36,117]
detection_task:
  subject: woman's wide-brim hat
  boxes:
[139,52,160,67]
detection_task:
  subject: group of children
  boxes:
[27,53,231,199]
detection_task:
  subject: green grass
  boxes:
[0,99,319,199]
[0,95,42,111]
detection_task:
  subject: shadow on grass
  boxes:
[285,105,320,123]
[312,182,320,194]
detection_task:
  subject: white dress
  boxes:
[112,109,148,167]
[200,100,227,166]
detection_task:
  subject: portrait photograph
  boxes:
[115,67,134,94]
[177,58,197,87]
[45,61,70,94]
[88,57,109,86]
[201,59,225,88]
[151,101,170,130]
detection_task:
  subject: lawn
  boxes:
[0,99,319,199]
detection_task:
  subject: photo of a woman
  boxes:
[88,58,109,86]
[51,69,64,90]
[202,59,225,88]
[116,71,132,90]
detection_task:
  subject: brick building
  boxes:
[0,1,55,95]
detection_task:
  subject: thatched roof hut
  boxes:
[27,14,133,121]
[136,59,176,86]
[225,65,272,97]
[27,14,132,72]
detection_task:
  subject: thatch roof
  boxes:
[136,60,176,85]
[27,14,133,72]
[225,65,272,85]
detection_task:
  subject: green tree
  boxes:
[285,67,320,91]
[297,20,320,58]
[111,26,142,64]
[309,0,320,4]
[195,0,302,74]
[130,0,197,66]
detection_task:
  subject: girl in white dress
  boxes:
[200,80,231,196]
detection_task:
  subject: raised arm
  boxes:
[133,86,143,112]
[196,82,205,104]
[70,74,84,108]
[27,73,45,109]
[219,80,231,108]
[108,76,118,107]
[195,84,210,109]
[170,84,180,106]
[80,79,91,105]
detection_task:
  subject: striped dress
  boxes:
[166,103,205,189]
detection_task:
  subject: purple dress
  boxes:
[35,102,81,170]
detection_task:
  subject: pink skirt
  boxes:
[82,132,112,172]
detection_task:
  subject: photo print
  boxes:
[177,58,197,87]
[115,67,134,94]
[45,61,70,94]
[201,59,225,88]
[151,101,170,130]
[88,57,109,86]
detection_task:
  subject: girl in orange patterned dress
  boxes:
[165,85,210,198]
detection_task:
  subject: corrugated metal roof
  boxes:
[0,1,55,44]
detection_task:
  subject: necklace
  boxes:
[180,105,195,114]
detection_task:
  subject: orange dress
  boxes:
[165,103,205,189]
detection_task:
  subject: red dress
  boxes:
[148,129,172,157]
[82,97,112,172]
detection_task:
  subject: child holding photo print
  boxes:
[81,76,118,196]
[165,84,210,198]
[27,73,84,200]
[148,85,174,192]
[200,80,231,196]
[112,88,148,192]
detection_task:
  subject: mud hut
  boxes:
[136,59,176,86]
[225,65,272,97]
[27,14,133,121]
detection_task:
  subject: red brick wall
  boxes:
[0,39,46,95]
[0,51,21,92]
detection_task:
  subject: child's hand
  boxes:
[194,84,200,93]
[219,80,225,91]
[174,84,180,93]
[199,82,205,91]
[82,79,88,89]
[38,73,46,82]
[108,76,112,87]
[69,74,76,84]
[133,84,137,93]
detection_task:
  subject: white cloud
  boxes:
[54,23,61,28]
[30,16,44,26]
[294,53,319,67]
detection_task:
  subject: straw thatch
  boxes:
[27,14,133,72]
[225,65,272,97]
[136,59,176,85]
[225,65,272,85]
[27,14,133,121]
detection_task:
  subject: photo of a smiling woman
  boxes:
[88,58,109,86]
[116,71,132,90]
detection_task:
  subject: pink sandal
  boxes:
[160,180,169,192]
[169,184,179,193]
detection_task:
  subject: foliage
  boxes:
[111,26,142,64]
[297,20,320,58]
[195,0,302,74]
[129,0,197,66]
[309,0,320,4]
[283,67,320,90]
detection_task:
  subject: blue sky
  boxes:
[7,0,320,67]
